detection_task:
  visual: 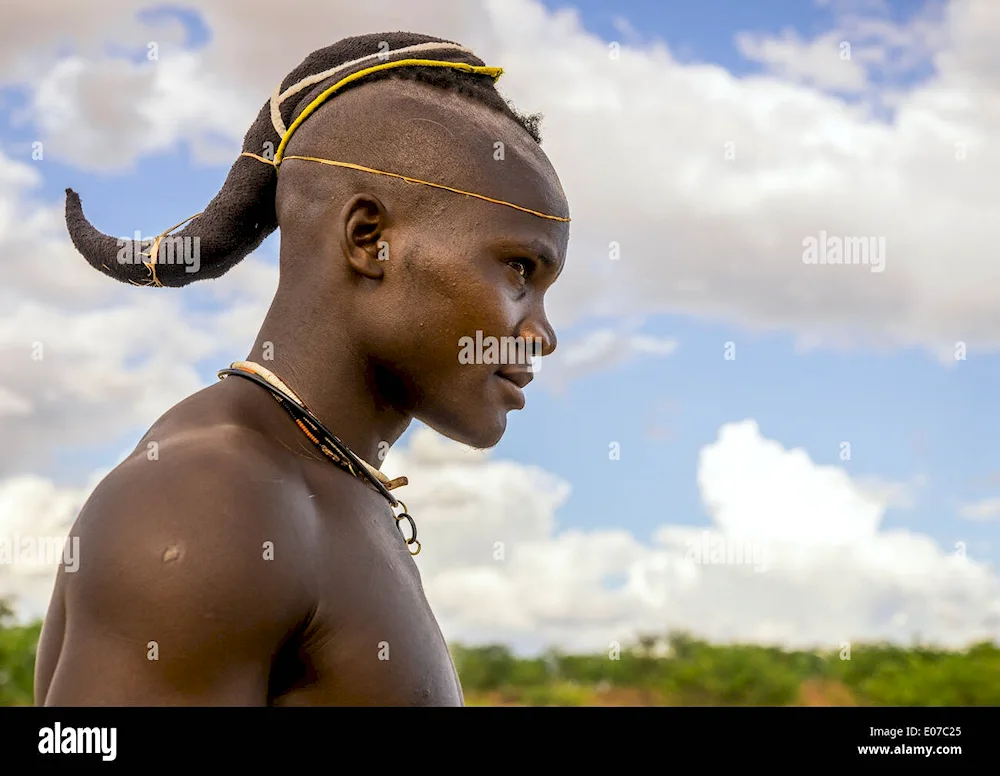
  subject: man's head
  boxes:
[274,73,569,448]
[64,33,570,449]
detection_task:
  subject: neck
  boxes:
[245,294,411,469]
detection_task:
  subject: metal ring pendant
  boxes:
[394,502,420,556]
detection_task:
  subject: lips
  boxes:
[495,367,533,389]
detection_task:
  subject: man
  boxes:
[34,32,570,706]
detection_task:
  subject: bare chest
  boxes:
[269,496,464,706]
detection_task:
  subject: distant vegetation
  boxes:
[453,633,1000,706]
[3,602,996,706]
[0,602,41,706]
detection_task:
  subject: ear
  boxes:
[339,193,389,280]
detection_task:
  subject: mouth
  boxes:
[495,368,533,390]
[494,369,529,409]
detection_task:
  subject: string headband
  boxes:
[139,57,569,288]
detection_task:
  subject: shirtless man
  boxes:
[34,33,570,706]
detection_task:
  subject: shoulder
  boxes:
[63,422,317,630]
[79,421,307,543]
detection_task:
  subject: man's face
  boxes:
[371,168,569,449]
[290,78,571,449]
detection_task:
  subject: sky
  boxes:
[1,0,999,657]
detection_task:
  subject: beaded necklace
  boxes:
[217,360,420,555]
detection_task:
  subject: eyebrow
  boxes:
[494,239,558,269]
[536,252,556,269]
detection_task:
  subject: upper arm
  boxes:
[42,436,313,706]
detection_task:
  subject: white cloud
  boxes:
[855,473,927,510]
[537,325,677,391]
[734,29,870,92]
[0,386,33,418]
[4,420,997,653]
[0,3,157,83]
[959,498,1000,521]
[384,421,999,653]
[697,420,884,545]
[735,0,947,93]
[0,151,111,308]
[0,473,98,617]
[485,0,1000,352]
[0,0,1000,348]
[31,52,253,172]
[4,0,1000,352]
[0,149,277,477]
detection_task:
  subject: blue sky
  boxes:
[9,0,999,558]
[2,0,998,651]
[517,0,996,563]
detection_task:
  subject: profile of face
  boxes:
[282,78,571,450]
[360,155,569,449]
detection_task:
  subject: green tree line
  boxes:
[452,633,1000,705]
[0,602,41,706]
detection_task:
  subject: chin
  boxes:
[421,410,508,450]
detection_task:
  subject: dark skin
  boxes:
[34,78,569,706]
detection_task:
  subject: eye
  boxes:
[507,258,535,282]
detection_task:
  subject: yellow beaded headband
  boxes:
[139,58,570,287]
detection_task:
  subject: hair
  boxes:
[348,66,543,145]
[64,33,544,288]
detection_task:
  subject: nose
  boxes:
[519,308,557,359]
